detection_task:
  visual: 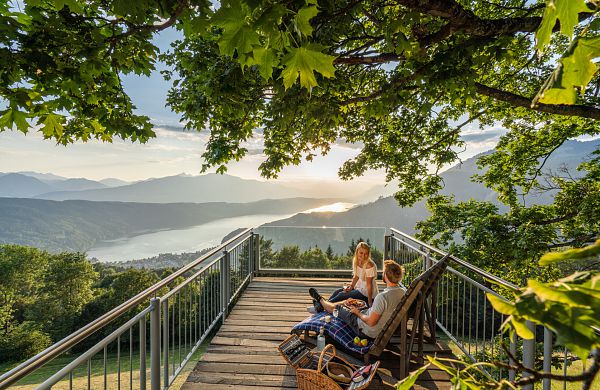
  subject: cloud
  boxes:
[460,125,506,146]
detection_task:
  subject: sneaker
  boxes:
[308,287,323,302]
[306,305,316,314]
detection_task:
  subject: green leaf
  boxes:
[527,280,594,309]
[12,110,29,133]
[112,0,146,21]
[294,5,318,37]
[511,317,534,339]
[535,0,592,52]
[395,364,429,390]
[540,238,600,264]
[252,47,277,80]
[0,109,30,133]
[214,2,259,56]
[540,36,600,104]
[280,44,336,90]
[14,12,33,26]
[486,293,516,315]
[41,113,65,138]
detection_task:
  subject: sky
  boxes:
[0,28,506,183]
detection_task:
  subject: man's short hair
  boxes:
[383,260,404,283]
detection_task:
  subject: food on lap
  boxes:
[343,299,366,309]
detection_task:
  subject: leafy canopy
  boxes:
[2,0,600,206]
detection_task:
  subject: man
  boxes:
[309,260,405,339]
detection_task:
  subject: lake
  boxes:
[88,202,355,262]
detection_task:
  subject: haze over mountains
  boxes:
[0,139,596,257]
[0,172,390,203]
[265,139,600,234]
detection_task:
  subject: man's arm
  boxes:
[350,307,381,327]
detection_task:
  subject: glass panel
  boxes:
[255,226,388,270]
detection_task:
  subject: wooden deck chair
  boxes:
[327,254,451,380]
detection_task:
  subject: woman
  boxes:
[329,241,379,307]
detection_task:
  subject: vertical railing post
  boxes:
[248,234,254,282]
[162,300,169,389]
[139,317,146,390]
[543,327,552,390]
[253,233,260,275]
[522,321,536,390]
[384,234,391,260]
[426,249,437,340]
[509,332,517,381]
[220,250,230,323]
[149,298,160,390]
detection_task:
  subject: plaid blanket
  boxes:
[292,311,372,354]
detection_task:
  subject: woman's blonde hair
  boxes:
[352,241,372,275]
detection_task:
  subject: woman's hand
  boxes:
[343,283,353,292]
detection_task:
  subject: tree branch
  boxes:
[110,0,189,40]
[475,83,600,120]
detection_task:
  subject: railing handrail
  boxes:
[0,228,253,389]
[258,225,388,229]
[389,228,520,291]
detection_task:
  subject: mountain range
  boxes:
[0,172,388,204]
[1,139,596,257]
[264,139,600,234]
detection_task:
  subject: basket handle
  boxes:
[317,344,336,372]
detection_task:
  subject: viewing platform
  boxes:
[183,277,453,390]
[0,227,575,390]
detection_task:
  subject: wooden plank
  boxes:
[210,336,282,348]
[182,382,290,390]
[220,325,297,333]
[227,310,310,320]
[185,371,297,388]
[200,353,288,365]
[190,361,296,376]
[224,319,299,327]
[206,345,281,355]
[217,332,290,341]
[234,301,309,309]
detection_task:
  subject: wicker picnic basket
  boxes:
[278,334,379,390]
[296,344,347,390]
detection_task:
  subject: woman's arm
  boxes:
[365,276,374,306]
[348,275,359,290]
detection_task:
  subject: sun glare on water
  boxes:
[304,202,354,213]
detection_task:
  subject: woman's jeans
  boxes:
[328,288,369,305]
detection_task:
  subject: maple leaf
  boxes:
[280,44,335,90]
[535,0,592,52]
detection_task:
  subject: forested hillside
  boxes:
[267,140,599,233]
[0,197,334,252]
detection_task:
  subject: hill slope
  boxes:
[266,139,599,233]
[0,197,335,252]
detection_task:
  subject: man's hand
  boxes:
[350,306,361,316]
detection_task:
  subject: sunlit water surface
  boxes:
[88,202,355,262]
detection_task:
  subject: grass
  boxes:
[0,342,208,390]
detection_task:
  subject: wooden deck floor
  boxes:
[183,277,454,390]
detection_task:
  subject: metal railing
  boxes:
[254,226,387,275]
[386,228,582,390]
[1,225,588,389]
[0,229,257,390]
